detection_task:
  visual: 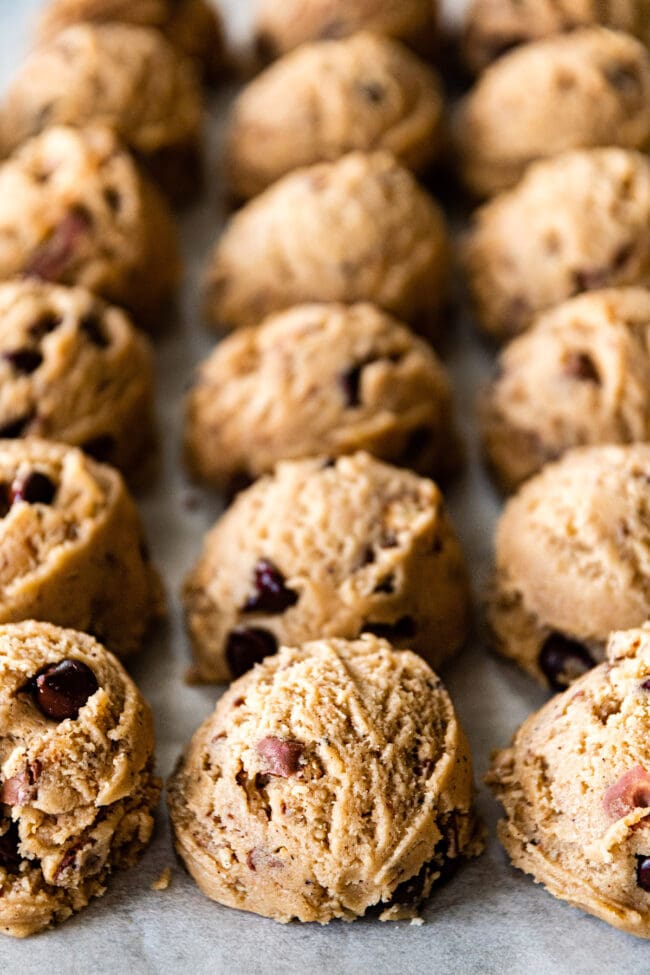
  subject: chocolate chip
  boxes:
[0,820,22,873]
[538,634,595,691]
[0,770,36,806]
[2,349,43,374]
[242,560,298,615]
[10,471,56,505]
[358,81,385,103]
[29,312,61,338]
[79,313,109,348]
[103,187,121,212]
[641,679,650,691]
[362,616,417,641]
[373,575,395,594]
[605,63,641,94]
[225,627,278,679]
[256,737,304,777]
[24,206,92,282]
[81,434,115,463]
[26,659,99,721]
[563,352,600,384]
[339,364,364,407]
[0,414,33,438]
[637,856,650,892]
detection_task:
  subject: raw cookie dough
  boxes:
[184,303,462,490]
[0,279,155,479]
[254,0,437,60]
[480,288,650,492]
[226,32,445,199]
[38,0,225,84]
[0,126,180,325]
[461,0,650,75]
[0,23,203,206]
[487,444,650,690]
[488,623,650,939]
[456,28,650,197]
[184,452,471,683]
[462,148,650,342]
[168,635,483,923]
[0,620,160,938]
[204,152,451,339]
[0,438,162,657]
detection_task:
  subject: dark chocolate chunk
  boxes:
[225,627,278,679]
[637,856,650,892]
[538,633,595,692]
[563,352,600,384]
[10,471,56,505]
[242,560,298,615]
[256,737,304,777]
[79,313,109,348]
[0,820,22,873]
[24,206,92,282]
[29,312,61,338]
[339,364,364,407]
[3,349,43,374]
[26,659,99,721]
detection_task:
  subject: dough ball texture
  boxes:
[480,288,650,492]
[38,0,225,83]
[226,32,445,199]
[254,0,437,60]
[0,620,160,938]
[0,126,180,325]
[168,635,482,923]
[0,438,162,657]
[488,624,650,938]
[0,279,155,479]
[0,23,203,205]
[184,452,471,683]
[488,445,650,689]
[461,0,650,74]
[205,152,451,338]
[462,148,650,341]
[184,302,461,490]
[456,28,650,197]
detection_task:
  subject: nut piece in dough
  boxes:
[0,126,180,325]
[0,24,203,206]
[168,635,483,923]
[480,288,650,492]
[0,279,155,479]
[0,438,162,657]
[254,0,437,60]
[462,148,650,342]
[0,620,160,938]
[226,32,445,200]
[456,28,650,197]
[488,445,650,689]
[38,0,226,84]
[185,303,462,491]
[488,624,650,939]
[205,152,451,339]
[461,0,650,75]
[184,452,471,683]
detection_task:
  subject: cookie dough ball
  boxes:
[168,635,482,923]
[462,148,650,342]
[0,126,180,325]
[456,28,650,198]
[488,445,650,690]
[0,280,155,479]
[488,624,650,938]
[184,452,471,683]
[254,0,437,60]
[205,152,451,338]
[185,303,461,491]
[481,288,650,492]
[0,438,162,657]
[0,24,203,205]
[226,33,445,200]
[0,621,160,938]
[461,0,650,75]
[38,0,225,84]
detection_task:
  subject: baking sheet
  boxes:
[0,1,645,971]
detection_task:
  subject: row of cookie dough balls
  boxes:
[0,621,483,936]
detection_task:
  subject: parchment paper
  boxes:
[0,2,644,971]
